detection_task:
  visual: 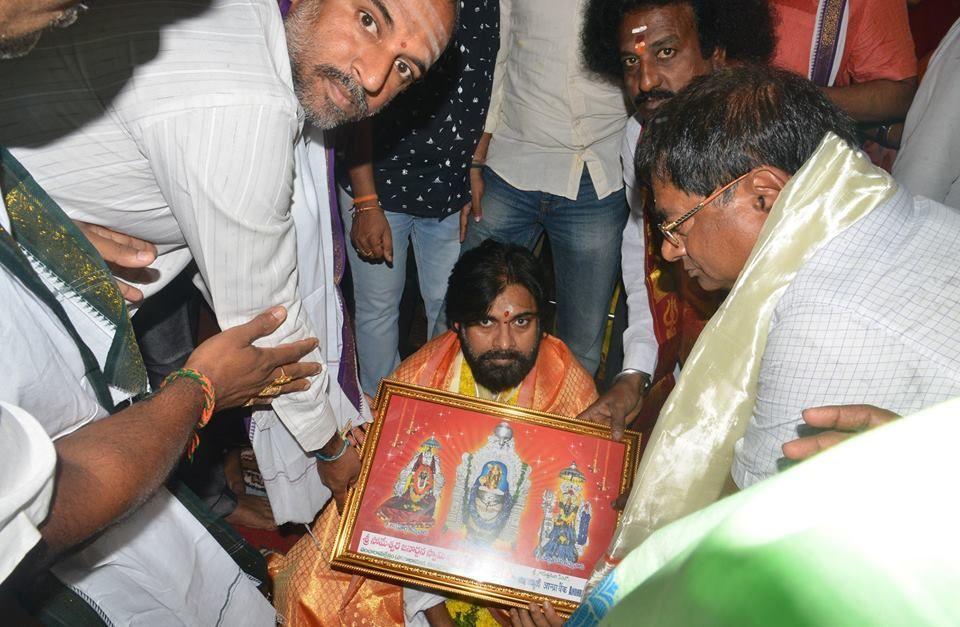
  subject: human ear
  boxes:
[746,167,788,214]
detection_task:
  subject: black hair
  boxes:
[445,239,548,326]
[635,64,860,197]
[580,0,777,83]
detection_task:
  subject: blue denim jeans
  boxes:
[461,167,628,375]
[341,190,461,395]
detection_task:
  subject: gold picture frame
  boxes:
[331,380,640,616]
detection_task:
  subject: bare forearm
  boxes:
[345,119,377,197]
[821,78,917,123]
[39,380,204,558]
[473,132,492,163]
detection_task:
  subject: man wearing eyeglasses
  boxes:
[577,0,777,440]
[596,64,960,584]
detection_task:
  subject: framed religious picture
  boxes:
[331,380,641,616]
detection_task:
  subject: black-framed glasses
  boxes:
[658,172,750,248]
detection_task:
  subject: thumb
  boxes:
[610,413,626,442]
[233,306,287,343]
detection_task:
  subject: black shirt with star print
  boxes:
[337,0,499,220]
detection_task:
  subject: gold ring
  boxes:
[272,366,293,387]
[257,384,282,397]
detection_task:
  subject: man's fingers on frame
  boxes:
[610,415,626,441]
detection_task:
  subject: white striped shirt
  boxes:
[0,0,341,453]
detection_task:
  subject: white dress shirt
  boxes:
[0,0,346,459]
[0,402,55,584]
[484,0,629,200]
[0,198,275,622]
[732,188,960,488]
[893,18,960,209]
[619,115,658,376]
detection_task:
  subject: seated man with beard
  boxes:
[270,239,598,626]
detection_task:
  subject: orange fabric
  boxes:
[772,0,918,85]
[391,330,598,416]
[268,503,406,626]
[270,332,597,625]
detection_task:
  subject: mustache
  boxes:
[477,349,526,363]
[634,89,675,108]
[313,64,368,116]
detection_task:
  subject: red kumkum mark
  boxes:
[633,25,647,53]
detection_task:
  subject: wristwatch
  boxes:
[876,124,891,149]
[613,368,652,396]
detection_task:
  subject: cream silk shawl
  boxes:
[591,133,898,584]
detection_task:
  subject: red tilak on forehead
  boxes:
[401,41,407,48]
[633,24,647,53]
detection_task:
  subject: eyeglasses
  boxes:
[658,172,751,248]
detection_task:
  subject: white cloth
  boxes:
[0,402,55,583]
[893,18,960,209]
[0,0,369,523]
[619,115,658,376]
[249,126,371,524]
[483,0,628,200]
[732,187,960,488]
[0,202,274,622]
[0,0,343,454]
[403,588,445,627]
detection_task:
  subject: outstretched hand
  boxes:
[782,404,899,461]
[185,306,321,409]
[75,221,158,303]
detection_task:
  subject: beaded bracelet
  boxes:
[162,368,216,460]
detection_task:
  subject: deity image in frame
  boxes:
[535,462,591,569]
[375,435,444,535]
[446,421,531,547]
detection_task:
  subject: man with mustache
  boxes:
[0,2,329,623]
[594,63,960,594]
[577,0,776,441]
[269,239,599,625]
[0,0,457,532]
